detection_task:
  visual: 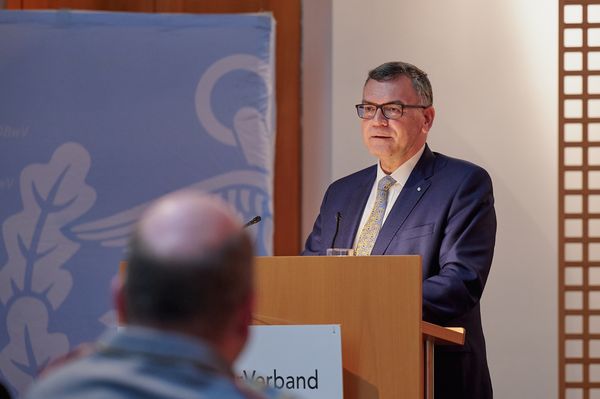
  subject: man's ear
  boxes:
[112,276,127,325]
[422,106,435,133]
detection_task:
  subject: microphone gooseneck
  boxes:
[243,215,262,228]
[330,212,342,248]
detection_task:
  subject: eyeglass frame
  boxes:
[355,101,431,120]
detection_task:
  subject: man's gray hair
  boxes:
[366,61,433,106]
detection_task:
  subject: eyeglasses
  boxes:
[355,101,430,120]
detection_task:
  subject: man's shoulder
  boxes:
[27,358,296,399]
[25,352,251,399]
[25,355,101,399]
[25,351,223,399]
[328,164,376,191]
[431,151,491,179]
[24,334,286,399]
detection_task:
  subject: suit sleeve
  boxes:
[422,167,496,324]
[301,187,330,256]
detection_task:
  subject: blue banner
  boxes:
[0,10,275,396]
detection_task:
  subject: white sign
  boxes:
[234,325,343,399]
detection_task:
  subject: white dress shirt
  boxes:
[353,145,425,249]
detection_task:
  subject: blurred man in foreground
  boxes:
[26,190,280,399]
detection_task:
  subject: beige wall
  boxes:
[303,0,558,397]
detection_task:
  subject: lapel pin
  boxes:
[417,187,421,191]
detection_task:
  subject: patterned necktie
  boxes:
[355,175,397,256]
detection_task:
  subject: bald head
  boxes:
[122,190,253,337]
[137,191,243,262]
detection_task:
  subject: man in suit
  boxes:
[303,61,496,399]
[26,190,287,399]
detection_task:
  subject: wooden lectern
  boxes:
[252,256,464,399]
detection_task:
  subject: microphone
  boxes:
[243,215,262,228]
[330,212,342,248]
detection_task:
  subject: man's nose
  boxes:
[372,107,389,125]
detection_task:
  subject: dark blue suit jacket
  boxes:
[303,145,496,399]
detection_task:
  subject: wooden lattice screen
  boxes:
[560,1,600,398]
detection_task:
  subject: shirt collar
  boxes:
[98,326,232,376]
[376,144,426,188]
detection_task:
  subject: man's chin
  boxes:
[367,145,396,159]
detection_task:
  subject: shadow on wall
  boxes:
[430,126,558,398]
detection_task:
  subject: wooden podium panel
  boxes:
[253,256,422,399]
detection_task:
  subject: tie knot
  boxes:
[378,175,396,192]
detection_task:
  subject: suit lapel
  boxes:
[335,166,376,249]
[371,146,436,255]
